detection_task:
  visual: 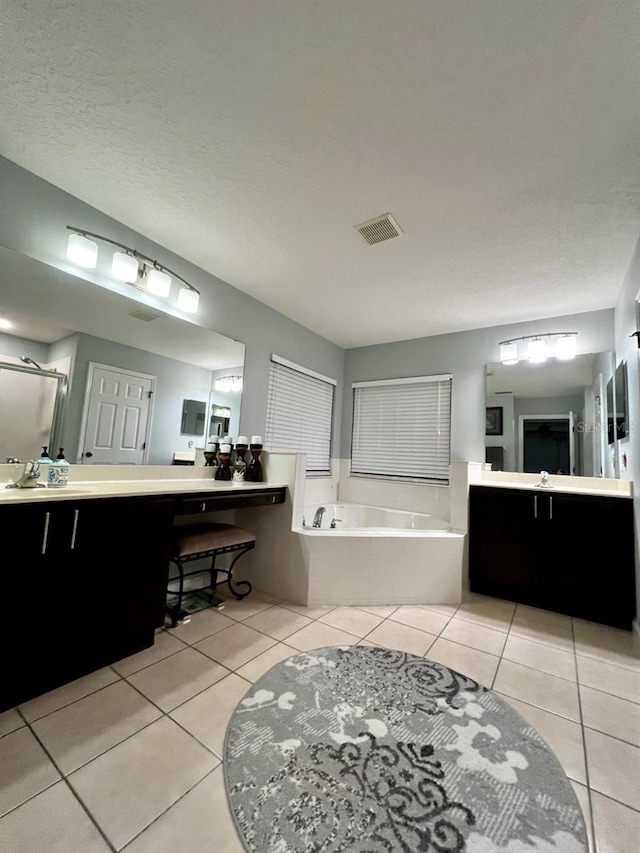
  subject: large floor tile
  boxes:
[584,728,640,811]
[165,608,235,645]
[214,597,273,621]
[576,654,640,704]
[497,693,586,784]
[441,616,507,656]
[389,605,452,636]
[31,680,161,775]
[0,727,60,817]
[170,673,251,757]
[591,790,640,853]
[0,707,24,737]
[580,685,640,746]
[235,643,299,683]
[570,782,594,853]
[0,781,111,853]
[365,620,436,657]
[19,667,120,723]
[510,605,574,651]
[243,604,313,640]
[280,602,336,619]
[427,638,500,688]
[319,606,384,637]
[194,623,277,669]
[285,620,360,652]
[503,633,577,681]
[355,604,399,617]
[127,647,229,712]
[68,716,218,851]
[455,598,515,632]
[493,659,580,721]
[111,631,187,677]
[573,619,640,672]
[123,767,243,853]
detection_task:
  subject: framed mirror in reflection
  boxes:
[485,350,617,478]
[0,247,245,465]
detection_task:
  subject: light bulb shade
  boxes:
[499,342,519,365]
[177,287,200,313]
[67,233,98,268]
[214,375,243,393]
[111,252,139,283]
[0,318,13,330]
[556,334,577,360]
[528,338,547,363]
[145,268,171,297]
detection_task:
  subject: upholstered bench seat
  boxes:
[166,522,256,627]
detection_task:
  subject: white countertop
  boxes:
[471,480,632,498]
[0,479,287,504]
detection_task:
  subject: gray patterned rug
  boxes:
[224,645,588,852]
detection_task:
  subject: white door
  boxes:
[80,364,154,464]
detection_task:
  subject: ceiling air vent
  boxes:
[355,213,403,245]
[129,309,160,322]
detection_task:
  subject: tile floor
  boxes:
[1,591,638,852]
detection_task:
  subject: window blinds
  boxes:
[265,356,335,476]
[350,375,452,483]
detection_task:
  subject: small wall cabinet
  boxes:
[469,485,636,630]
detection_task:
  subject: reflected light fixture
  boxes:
[65,226,201,313]
[499,332,578,365]
[214,375,243,393]
[0,317,13,330]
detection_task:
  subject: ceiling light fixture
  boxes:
[498,332,578,365]
[0,317,13,330]
[214,375,243,393]
[65,226,201,313]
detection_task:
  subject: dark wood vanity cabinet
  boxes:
[1,497,173,711]
[469,485,636,629]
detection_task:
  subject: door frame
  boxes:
[517,412,575,475]
[77,362,156,464]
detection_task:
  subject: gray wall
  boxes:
[0,332,48,364]
[614,233,640,626]
[342,310,615,465]
[0,157,345,456]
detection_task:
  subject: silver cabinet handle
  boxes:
[41,511,50,555]
[534,495,538,519]
[549,496,553,520]
[201,502,206,512]
[70,509,79,549]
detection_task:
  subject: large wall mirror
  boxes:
[0,247,245,465]
[485,351,617,478]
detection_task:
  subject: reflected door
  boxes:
[81,364,154,464]
[521,415,573,474]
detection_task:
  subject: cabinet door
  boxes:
[469,487,541,604]
[547,493,635,629]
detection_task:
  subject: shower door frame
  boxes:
[0,361,68,460]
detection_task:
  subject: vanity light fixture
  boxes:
[0,317,13,330]
[214,375,243,393]
[499,332,578,365]
[65,226,201,313]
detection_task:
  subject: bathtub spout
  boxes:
[312,506,326,528]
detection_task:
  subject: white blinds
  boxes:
[351,375,452,483]
[265,357,335,476]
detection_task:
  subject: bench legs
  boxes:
[167,541,255,627]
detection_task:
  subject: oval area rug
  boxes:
[224,645,588,852]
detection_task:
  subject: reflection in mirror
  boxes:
[486,351,616,477]
[615,361,628,441]
[0,247,245,464]
[210,404,231,438]
[181,399,207,435]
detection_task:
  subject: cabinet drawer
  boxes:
[177,488,286,514]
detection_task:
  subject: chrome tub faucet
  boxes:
[312,506,326,528]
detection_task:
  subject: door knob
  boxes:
[84,451,93,458]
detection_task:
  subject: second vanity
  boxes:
[0,473,287,711]
[468,473,635,630]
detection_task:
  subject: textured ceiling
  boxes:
[1,1,639,348]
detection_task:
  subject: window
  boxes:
[351,374,452,483]
[265,355,336,477]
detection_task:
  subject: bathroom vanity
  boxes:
[0,480,286,711]
[469,482,635,629]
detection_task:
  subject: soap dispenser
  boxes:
[37,446,53,485]
[48,448,70,488]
